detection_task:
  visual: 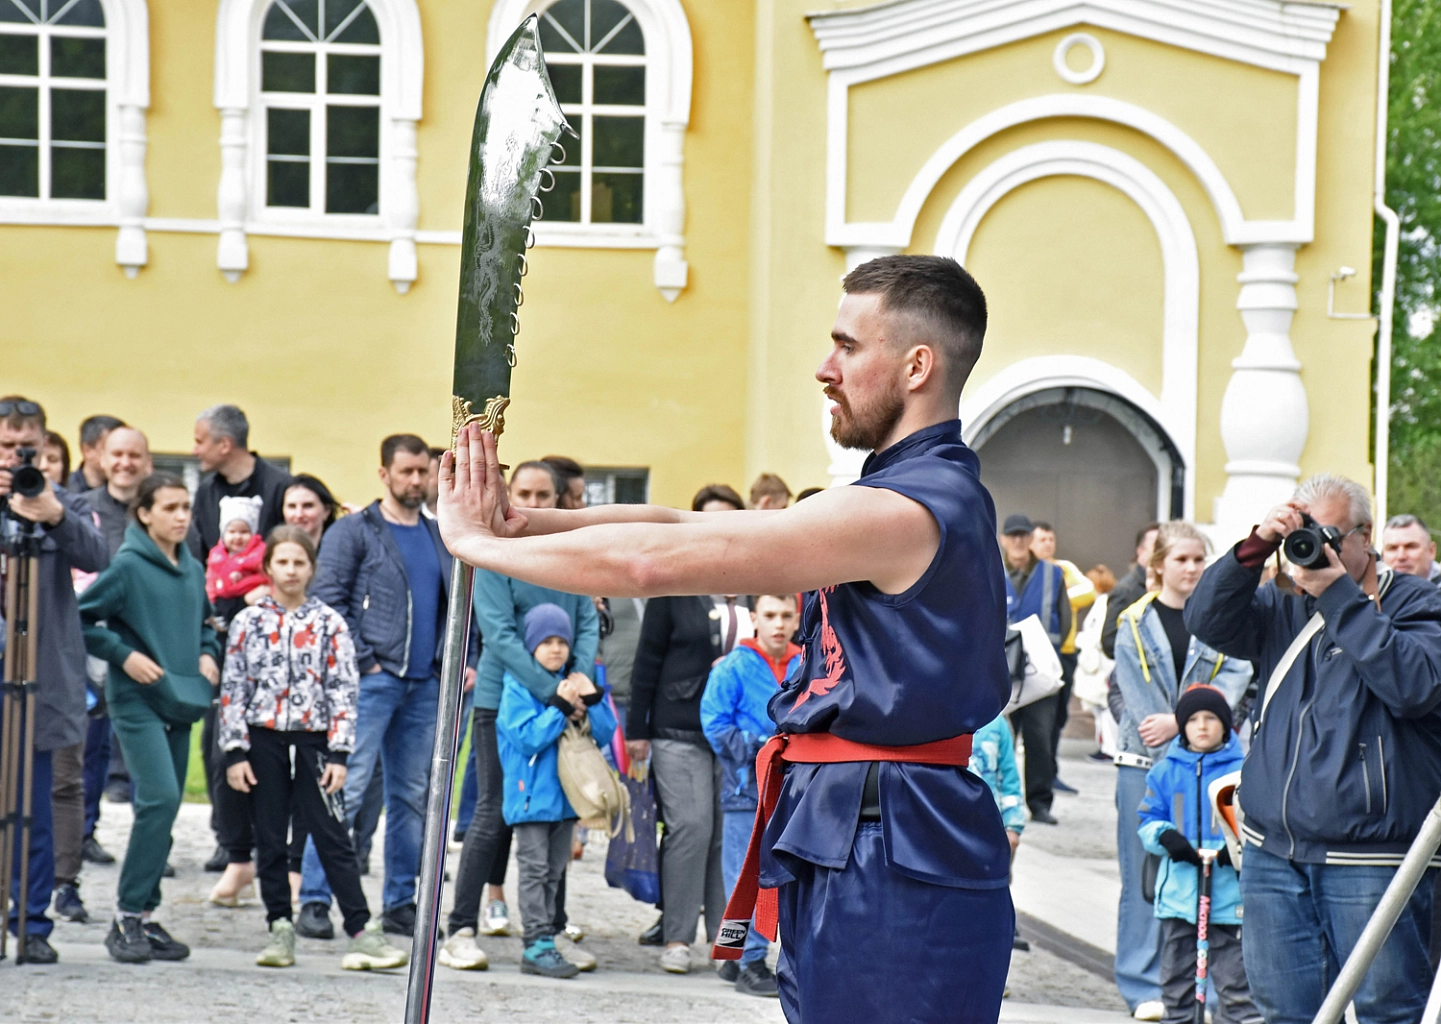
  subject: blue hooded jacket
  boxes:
[1139,732,1245,925]
[701,640,801,812]
[969,715,1025,834]
[497,668,617,826]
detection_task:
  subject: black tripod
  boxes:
[0,514,41,963]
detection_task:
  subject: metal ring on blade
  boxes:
[506,344,517,368]
[551,142,566,166]
[539,168,555,192]
[510,310,521,336]
[530,194,544,220]
[513,282,524,307]
[525,226,536,249]
[517,252,528,277]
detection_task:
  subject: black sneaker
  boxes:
[106,917,152,963]
[104,780,131,804]
[1029,807,1059,825]
[381,903,416,937]
[716,960,740,983]
[203,846,228,873]
[82,835,116,865]
[735,960,779,998]
[295,902,335,940]
[1013,926,1031,952]
[19,933,59,964]
[144,922,190,961]
[638,916,664,946]
[162,862,176,878]
[53,882,89,923]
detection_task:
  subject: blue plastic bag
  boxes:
[604,772,660,905]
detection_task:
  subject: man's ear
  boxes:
[905,344,939,393]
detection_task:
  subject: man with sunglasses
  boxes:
[1186,473,1441,1024]
[0,396,110,964]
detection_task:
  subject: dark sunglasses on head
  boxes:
[0,400,40,417]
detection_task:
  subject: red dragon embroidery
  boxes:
[791,587,847,708]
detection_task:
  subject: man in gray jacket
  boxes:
[295,434,476,940]
[1186,473,1441,1024]
[0,396,109,964]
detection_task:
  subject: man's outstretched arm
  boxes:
[438,426,939,599]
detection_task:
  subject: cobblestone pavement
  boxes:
[4,747,1130,1022]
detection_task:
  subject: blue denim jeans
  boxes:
[1115,764,1163,1010]
[722,809,770,965]
[1240,845,1436,1024]
[83,714,110,836]
[299,671,438,913]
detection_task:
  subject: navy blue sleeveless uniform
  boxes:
[763,420,1015,1024]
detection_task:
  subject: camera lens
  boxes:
[12,463,46,499]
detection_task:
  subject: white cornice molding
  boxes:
[807,0,1343,79]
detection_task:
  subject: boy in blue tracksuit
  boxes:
[700,594,801,998]
[498,604,616,979]
[1138,685,1260,1024]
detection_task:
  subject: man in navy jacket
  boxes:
[1185,473,1441,1024]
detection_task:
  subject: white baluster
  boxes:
[388,117,419,294]
[114,103,148,277]
[1213,243,1309,535]
[216,107,249,282]
[651,120,687,302]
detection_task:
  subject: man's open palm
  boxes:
[438,425,528,553]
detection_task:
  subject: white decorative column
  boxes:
[114,102,148,277]
[652,120,688,302]
[387,117,419,294]
[1213,244,1308,536]
[216,107,249,282]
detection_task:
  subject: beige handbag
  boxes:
[557,718,633,841]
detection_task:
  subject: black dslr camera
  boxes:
[1283,512,1344,570]
[7,447,48,500]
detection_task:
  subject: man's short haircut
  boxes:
[840,255,988,393]
[749,472,792,507]
[1135,522,1162,549]
[1294,473,1373,530]
[1032,521,1054,534]
[198,404,250,449]
[380,433,429,467]
[1385,513,1431,535]
[511,460,560,491]
[79,414,125,447]
[542,455,584,485]
[0,395,45,432]
[692,483,745,512]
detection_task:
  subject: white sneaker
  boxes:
[563,922,584,942]
[1132,1000,1165,1021]
[555,934,595,972]
[437,927,489,971]
[480,900,509,936]
[659,944,691,974]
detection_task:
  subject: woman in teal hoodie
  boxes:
[78,472,222,965]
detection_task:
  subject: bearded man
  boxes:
[436,256,1013,1022]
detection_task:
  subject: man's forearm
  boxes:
[518,504,698,536]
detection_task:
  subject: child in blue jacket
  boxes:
[498,604,616,979]
[969,713,1025,951]
[700,594,801,996]
[1138,685,1260,1024]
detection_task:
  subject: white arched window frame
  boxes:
[214,0,422,291]
[486,0,691,301]
[0,0,150,277]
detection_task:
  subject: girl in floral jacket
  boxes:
[220,525,406,972]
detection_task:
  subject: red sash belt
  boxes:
[710,731,973,960]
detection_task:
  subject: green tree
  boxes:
[1379,0,1441,522]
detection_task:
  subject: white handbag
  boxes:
[1003,614,1065,714]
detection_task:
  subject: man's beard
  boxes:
[828,383,905,452]
[392,489,425,510]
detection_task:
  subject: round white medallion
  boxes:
[1053,33,1105,85]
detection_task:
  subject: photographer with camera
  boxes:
[1185,473,1441,1024]
[0,396,110,964]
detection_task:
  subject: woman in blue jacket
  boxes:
[1111,522,1251,1017]
[496,604,615,980]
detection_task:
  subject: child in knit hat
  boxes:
[489,603,615,980]
[206,495,269,630]
[1138,684,1260,1024]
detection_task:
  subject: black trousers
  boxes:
[245,728,370,937]
[203,701,255,862]
[1011,694,1059,814]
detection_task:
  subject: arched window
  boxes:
[538,0,644,225]
[258,0,381,216]
[0,0,107,201]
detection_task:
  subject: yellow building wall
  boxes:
[0,0,758,511]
